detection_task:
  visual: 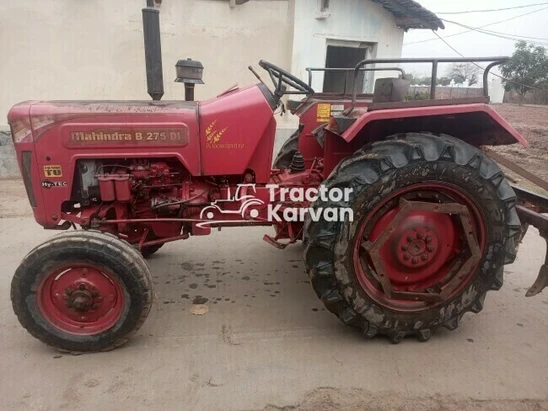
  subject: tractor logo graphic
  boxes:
[205,120,228,144]
[199,184,264,223]
[204,120,244,149]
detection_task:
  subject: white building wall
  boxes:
[290,0,405,92]
[489,77,505,104]
[0,0,293,128]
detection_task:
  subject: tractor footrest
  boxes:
[263,234,289,249]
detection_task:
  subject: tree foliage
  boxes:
[407,75,451,86]
[438,77,451,86]
[500,41,548,99]
[448,63,480,86]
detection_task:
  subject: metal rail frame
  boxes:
[305,67,407,96]
[347,57,510,111]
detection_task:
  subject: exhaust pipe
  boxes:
[142,0,164,100]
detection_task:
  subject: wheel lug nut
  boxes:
[404,253,411,260]
[79,284,86,290]
[417,232,424,239]
[412,257,419,264]
[425,236,432,243]
[421,253,428,261]
[65,288,73,295]
[407,236,414,242]
[401,245,409,251]
[427,245,435,252]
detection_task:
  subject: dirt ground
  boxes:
[0,179,31,218]
[491,104,548,195]
[1,180,548,410]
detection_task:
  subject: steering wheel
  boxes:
[258,60,314,97]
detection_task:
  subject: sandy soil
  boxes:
[259,387,548,411]
[491,104,548,195]
[1,218,547,410]
[0,179,32,218]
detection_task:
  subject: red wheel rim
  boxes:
[353,182,486,311]
[37,263,125,335]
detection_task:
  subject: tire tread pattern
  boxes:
[11,230,153,353]
[303,133,520,342]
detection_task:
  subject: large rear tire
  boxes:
[11,231,153,353]
[303,133,520,342]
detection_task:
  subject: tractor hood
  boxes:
[8,84,278,181]
[7,100,198,144]
[7,83,277,145]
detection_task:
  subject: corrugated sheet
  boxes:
[371,0,444,30]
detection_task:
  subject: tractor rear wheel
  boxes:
[303,133,520,342]
[11,230,153,353]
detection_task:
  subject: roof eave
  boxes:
[371,0,445,31]
[394,17,446,31]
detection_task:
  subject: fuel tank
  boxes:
[198,84,277,182]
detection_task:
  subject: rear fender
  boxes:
[322,104,527,178]
[336,104,528,148]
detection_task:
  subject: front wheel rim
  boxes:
[37,263,125,335]
[353,182,486,311]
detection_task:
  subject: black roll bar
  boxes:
[348,57,509,112]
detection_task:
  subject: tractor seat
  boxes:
[372,78,411,103]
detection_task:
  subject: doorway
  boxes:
[322,43,374,94]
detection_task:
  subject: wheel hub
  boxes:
[370,207,457,287]
[37,264,124,335]
[354,183,485,311]
[396,227,439,268]
[68,287,94,311]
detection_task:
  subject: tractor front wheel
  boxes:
[11,231,153,353]
[303,133,520,342]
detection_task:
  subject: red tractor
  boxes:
[8,9,548,353]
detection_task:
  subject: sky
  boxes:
[401,0,548,76]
